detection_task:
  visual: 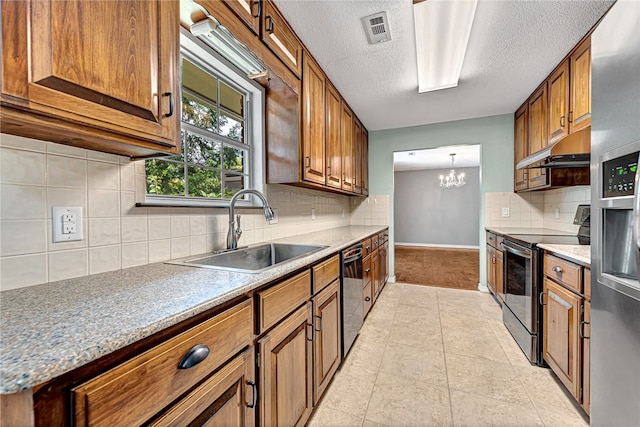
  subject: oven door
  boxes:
[502,240,537,334]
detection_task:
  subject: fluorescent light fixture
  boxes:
[190,17,266,76]
[413,0,478,93]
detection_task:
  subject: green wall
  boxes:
[369,114,514,289]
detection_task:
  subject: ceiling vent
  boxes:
[361,11,391,44]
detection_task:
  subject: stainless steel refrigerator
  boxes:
[591,1,640,425]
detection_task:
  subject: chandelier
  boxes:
[439,153,466,188]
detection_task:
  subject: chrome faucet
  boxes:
[227,189,275,250]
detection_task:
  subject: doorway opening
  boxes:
[393,144,481,290]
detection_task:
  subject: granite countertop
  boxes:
[0,225,386,394]
[537,244,591,266]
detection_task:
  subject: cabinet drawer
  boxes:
[584,268,591,300]
[363,256,372,286]
[258,270,311,333]
[313,255,340,295]
[72,299,254,427]
[363,238,373,257]
[363,281,373,316]
[544,254,582,293]
[261,0,303,77]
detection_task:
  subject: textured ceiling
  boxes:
[273,0,614,131]
[394,144,480,171]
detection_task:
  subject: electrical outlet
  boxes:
[52,207,83,242]
[311,208,316,220]
[341,208,345,218]
[501,207,510,218]
[554,207,560,219]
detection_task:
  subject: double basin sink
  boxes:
[166,243,327,274]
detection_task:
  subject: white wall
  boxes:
[394,167,480,247]
[0,134,360,291]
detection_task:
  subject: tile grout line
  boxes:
[436,289,456,426]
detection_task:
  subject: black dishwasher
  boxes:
[341,242,364,357]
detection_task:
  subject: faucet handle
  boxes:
[235,214,242,239]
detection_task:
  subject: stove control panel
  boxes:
[603,151,638,198]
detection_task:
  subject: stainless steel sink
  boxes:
[166,243,327,273]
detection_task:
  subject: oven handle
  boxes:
[502,241,532,259]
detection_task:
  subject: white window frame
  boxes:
[144,28,265,208]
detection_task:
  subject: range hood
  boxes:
[517,126,591,169]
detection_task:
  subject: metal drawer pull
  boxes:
[365,268,371,273]
[539,292,546,306]
[560,115,566,128]
[177,344,210,369]
[247,380,257,408]
[266,15,274,33]
[365,296,371,302]
[306,322,314,341]
[366,245,370,250]
[552,266,563,274]
[252,0,261,18]
[315,315,322,332]
[580,321,590,339]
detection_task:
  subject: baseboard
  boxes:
[388,275,396,283]
[395,242,480,250]
[477,283,489,293]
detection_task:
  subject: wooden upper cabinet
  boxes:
[325,82,342,189]
[1,0,181,157]
[341,103,354,192]
[221,0,261,35]
[514,103,529,192]
[527,84,548,189]
[547,60,570,144]
[302,52,326,185]
[570,37,592,133]
[353,117,363,194]
[362,128,369,196]
[261,0,303,77]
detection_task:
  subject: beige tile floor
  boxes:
[308,282,590,427]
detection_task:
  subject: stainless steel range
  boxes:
[495,221,590,366]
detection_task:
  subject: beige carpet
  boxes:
[395,246,480,290]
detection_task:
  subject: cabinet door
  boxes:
[222,0,261,35]
[302,53,326,185]
[341,103,354,192]
[486,246,495,295]
[362,128,370,196]
[527,84,548,189]
[381,242,389,285]
[547,60,570,144]
[354,117,363,194]
[363,281,373,317]
[581,300,591,414]
[514,104,529,192]
[261,0,302,77]
[312,280,341,404]
[259,303,313,427]
[570,37,592,133]
[543,279,582,399]
[372,249,381,301]
[1,0,180,153]
[325,82,342,189]
[495,249,504,302]
[150,348,256,427]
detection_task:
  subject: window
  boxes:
[145,30,264,206]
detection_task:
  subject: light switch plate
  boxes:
[501,207,510,218]
[52,207,83,242]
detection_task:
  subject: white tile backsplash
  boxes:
[1,135,359,290]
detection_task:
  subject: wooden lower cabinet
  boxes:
[149,347,256,426]
[312,279,341,404]
[371,249,381,301]
[582,300,591,414]
[543,278,582,399]
[486,245,496,295]
[495,249,504,301]
[258,302,313,427]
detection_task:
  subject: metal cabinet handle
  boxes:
[246,380,258,408]
[366,245,370,250]
[266,15,274,33]
[560,115,566,128]
[365,296,371,302]
[162,92,174,118]
[177,344,210,369]
[568,110,573,123]
[579,320,590,339]
[552,266,563,274]
[365,268,371,273]
[314,315,322,332]
[306,323,314,341]
[539,292,546,306]
[252,0,261,18]
[305,156,311,168]
[327,165,331,173]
